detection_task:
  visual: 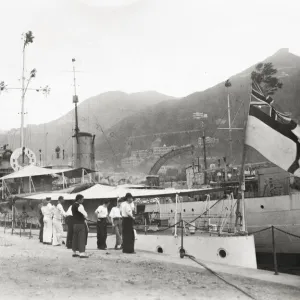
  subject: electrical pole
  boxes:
[20,43,26,148]
[1,32,50,153]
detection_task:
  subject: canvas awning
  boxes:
[62,168,95,178]
[15,192,75,201]
[0,165,95,180]
[18,184,225,201]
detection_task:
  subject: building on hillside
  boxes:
[121,155,143,169]
[151,137,162,148]
[157,165,174,175]
[198,137,219,147]
[152,145,178,157]
[131,149,150,159]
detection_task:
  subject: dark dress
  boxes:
[122,217,135,253]
[71,203,87,253]
[84,221,88,246]
[66,216,74,249]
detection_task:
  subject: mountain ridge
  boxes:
[97,49,300,170]
[0,90,176,162]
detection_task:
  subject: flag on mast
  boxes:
[245,80,300,176]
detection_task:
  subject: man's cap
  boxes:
[124,193,133,200]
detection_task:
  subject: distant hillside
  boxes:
[98,49,300,168]
[0,91,175,162]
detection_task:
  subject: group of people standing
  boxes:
[95,192,136,254]
[38,196,66,246]
[38,192,137,258]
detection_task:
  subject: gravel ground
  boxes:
[0,232,300,300]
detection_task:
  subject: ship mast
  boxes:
[72,58,80,136]
[201,122,208,184]
[219,80,243,173]
[227,91,233,162]
[234,86,252,232]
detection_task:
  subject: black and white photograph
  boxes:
[0,0,300,299]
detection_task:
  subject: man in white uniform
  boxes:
[41,197,53,245]
[95,200,109,250]
[109,200,122,250]
[52,196,66,246]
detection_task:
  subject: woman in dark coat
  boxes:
[121,193,135,254]
[38,199,47,243]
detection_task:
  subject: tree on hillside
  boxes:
[225,79,231,88]
[251,62,283,96]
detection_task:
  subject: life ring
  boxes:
[10,147,36,171]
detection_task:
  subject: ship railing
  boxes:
[0,211,39,237]
[135,212,237,235]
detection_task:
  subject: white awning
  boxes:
[0,165,69,180]
[18,184,224,201]
[0,165,95,180]
[15,192,75,201]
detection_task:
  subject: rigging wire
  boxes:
[93,116,119,163]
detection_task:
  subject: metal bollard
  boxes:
[4,214,6,233]
[144,218,147,235]
[180,219,184,258]
[272,226,279,275]
[29,219,32,239]
[11,206,15,235]
[20,219,22,237]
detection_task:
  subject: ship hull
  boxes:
[134,233,257,269]
[144,193,300,255]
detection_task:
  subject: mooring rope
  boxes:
[184,253,257,300]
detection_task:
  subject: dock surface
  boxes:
[0,230,299,300]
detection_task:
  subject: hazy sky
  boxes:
[0,0,299,130]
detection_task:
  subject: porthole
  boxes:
[260,205,264,209]
[192,208,194,212]
[218,248,227,258]
[171,210,173,213]
[157,246,163,253]
[183,209,186,212]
